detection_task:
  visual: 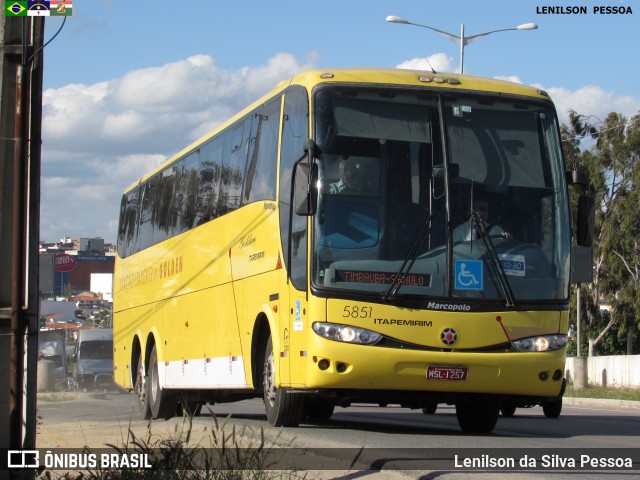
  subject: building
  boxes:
[39,236,115,297]
[73,237,105,254]
[39,253,114,297]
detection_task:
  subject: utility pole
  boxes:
[1,12,45,473]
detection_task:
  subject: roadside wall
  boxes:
[565,355,640,387]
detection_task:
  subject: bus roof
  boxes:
[124,68,551,192]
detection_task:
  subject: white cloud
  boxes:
[112,55,218,114]
[43,82,109,142]
[536,84,640,126]
[494,75,522,84]
[395,53,457,74]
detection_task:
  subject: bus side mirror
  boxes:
[576,195,595,247]
[294,161,318,216]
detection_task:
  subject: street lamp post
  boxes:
[386,15,537,74]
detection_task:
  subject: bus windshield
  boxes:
[312,87,571,304]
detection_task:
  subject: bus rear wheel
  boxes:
[147,344,176,420]
[263,337,306,426]
[455,398,500,433]
[135,352,152,419]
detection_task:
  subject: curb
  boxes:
[37,392,640,409]
[563,396,640,409]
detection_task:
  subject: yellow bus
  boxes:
[114,68,593,433]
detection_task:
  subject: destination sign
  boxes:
[335,270,430,286]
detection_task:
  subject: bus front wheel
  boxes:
[147,344,176,420]
[263,337,306,426]
[305,398,335,420]
[542,398,562,418]
[455,398,500,433]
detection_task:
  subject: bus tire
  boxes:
[263,337,306,426]
[135,352,152,420]
[542,398,562,418]
[500,403,517,417]
[455,398,500,433]
[147,344,176,420]
[421,401,438,414]
[305,398,335,420]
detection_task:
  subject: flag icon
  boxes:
[5,1,27,15]
[49,0,71,15]
[27,0,49,16]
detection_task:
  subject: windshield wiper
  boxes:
[471,213,516,307]
[383,212,438,302]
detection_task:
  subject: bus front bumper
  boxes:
[301,338,566,399]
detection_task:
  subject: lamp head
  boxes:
[516,23,538,30]
[386,15,409,24]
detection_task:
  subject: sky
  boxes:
[38,0,640,244]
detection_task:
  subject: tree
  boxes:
[563,111,640,355]
[562,111,609,356]
[595,113,640,354]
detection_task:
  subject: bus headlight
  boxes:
[312,322,382,345]
[512,334,567,352]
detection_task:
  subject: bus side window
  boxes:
[219,123,246,215]
[279,87,309,290]
[243,99,280,203]
[197,135,224,225]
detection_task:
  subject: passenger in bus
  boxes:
[453,196,512,242]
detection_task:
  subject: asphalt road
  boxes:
[36,391,640,479]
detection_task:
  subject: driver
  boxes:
[329,159,360,194]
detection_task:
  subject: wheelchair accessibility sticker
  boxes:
[454,260,483,291]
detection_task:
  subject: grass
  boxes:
[564,385,640,402]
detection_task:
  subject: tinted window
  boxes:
[197,135,224,225]
[117,95,285,257]
[219,123,246,215]
[279,87,309,290]
[117,188,140,257]
[243,99,280,202]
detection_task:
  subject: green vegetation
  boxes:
[562,111,640,356]
[564,385,640,402]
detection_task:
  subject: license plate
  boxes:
[426,365,468,381]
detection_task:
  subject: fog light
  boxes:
[553,369,562,380]
[336,362,346,373]
[318,359,330,370]
[539,371,548,381]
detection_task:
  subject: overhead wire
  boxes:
[26,16,66,65]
